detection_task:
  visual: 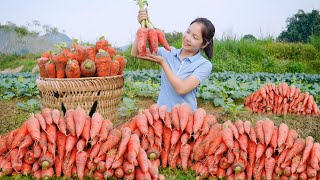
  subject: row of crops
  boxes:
[1,71,319,109]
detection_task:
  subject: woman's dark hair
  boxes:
[190,17,215,59]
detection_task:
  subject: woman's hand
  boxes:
[137,54,165,66]
[138,8,148,24]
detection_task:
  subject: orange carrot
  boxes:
[96,36,109,51]
[256,120,264,144]
[277,123,289,148]
[94,49,111,77]
[41,108,53,125]
[109,58,120,76]
[123,173,135,180]
[80,59,96,77]
[135,168,152,180]
[160,112,171,130]
[310,143,320,170]
[135,114,148,136]
[148,28,159,54]
[255,143,267,160]
[299,172,307,180]
[234,120,245,135]
[222,125,234,149]
[269,126,278,149]
[291,155,301,174]
[116,127,131,160]
[73,106,87,138]
[65,135,77,157]
[19,134,33,150]
[180,144,191,171]
[284,138,305,162]
[111,156,124,169]
[37,57,50,78]
[162,126,172,153]
[158,105,167,120]
[185,113,194,135]
[238,134,248,152]
[137,148,149,173]
[98,129,121,156]
[136,27,148,56]
[178,103,192,131]
[300,136,314,166]
[156,28,171,51]
[34,113,47,132]
[76,139,86,153]
[41,167,54,179]
[171,105,180,130]
[123,160,135,174]
[262,119,274,146]
[45,60,56,78]
[90,142,102,161]
[39,132,48,156]
[65,59,81,78]
[193,108,206,134]
[56,131,66,161]
[147,126,155,147]
[285,129,298,150]
[81,116,91,143]
[90,112,103,140]
[65,109,76,136]
[46,124,56,145]
[170,129,182,147]
[249,127,257,143]
[11,122,28,149]
[76,151,88,180]
[143,109,154,126]
[115,55,127,75]
[307,166,317,178]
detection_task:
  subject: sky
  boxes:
[0,0,319,47]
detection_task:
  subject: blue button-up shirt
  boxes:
[157,46,212,112]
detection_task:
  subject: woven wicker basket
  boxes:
[36,75,124,120]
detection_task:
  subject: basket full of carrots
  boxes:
[36,37,127,120]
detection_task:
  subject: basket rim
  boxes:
[37,74,124,81]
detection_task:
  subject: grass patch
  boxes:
[0,54,38,72]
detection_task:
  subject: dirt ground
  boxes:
[1,97,320,141]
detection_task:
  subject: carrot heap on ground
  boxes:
[2,104,320,180]
[135,0,171,57]
[245,82,320,116]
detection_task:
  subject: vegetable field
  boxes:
[1,69,320,179]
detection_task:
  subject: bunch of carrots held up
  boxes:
[36,37,127,79]
[2,103,320,179]
[134,0,171,57]
[245,82,320,116]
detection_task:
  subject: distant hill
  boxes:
[0,28,72,54]
[116,44,130,52]
[39,33,72,45]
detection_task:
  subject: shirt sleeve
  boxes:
[191,61,212,83]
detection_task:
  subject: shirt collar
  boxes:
[173,48,201,63]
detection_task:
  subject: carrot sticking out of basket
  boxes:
[37,38,127,78]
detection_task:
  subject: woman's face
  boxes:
[182,22,206,53]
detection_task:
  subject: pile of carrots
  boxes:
[245,82,320,116]
[36,37,127,79]
[135,0,171,57]
[0,106,164,180]
[2,104,320,180]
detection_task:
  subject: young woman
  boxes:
[131,11,215,111]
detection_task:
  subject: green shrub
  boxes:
[263,42,317,61]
